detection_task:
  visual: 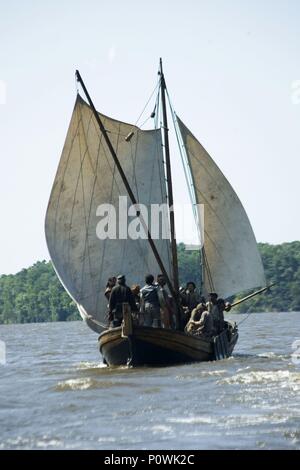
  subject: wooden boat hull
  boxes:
[99,323,238,367]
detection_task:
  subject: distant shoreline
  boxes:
[0,311,299,327]
[0,241,299,324]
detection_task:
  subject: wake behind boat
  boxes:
[45,60,266,367]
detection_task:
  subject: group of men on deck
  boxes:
[104,274,231,339]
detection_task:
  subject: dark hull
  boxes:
[99,324,238,367]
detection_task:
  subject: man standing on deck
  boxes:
[108,275,137,327]
[156,274,173,329]
[104,276,117,301]
[140,274,161,328]
[182,282,200,312]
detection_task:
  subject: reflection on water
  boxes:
[0,312,300,449]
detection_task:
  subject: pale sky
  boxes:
[1,0,300,275]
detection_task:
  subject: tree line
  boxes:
[0,241,299,324]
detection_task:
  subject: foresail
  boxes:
[177,117,266,298]
[45,95,172,333]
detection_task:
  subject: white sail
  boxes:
[177,117,266,298]
[45,95,172,333]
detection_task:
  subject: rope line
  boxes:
[237,311,253,326]
[133,80,160,128]
[165,89,205,291]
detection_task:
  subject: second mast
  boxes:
[159,58,180,296]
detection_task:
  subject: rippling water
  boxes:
[0,312,300,450]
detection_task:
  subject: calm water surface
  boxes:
[0,312,299,449]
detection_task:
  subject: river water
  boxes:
[0,312,299,450]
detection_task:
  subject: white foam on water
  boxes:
[151,425,173,434]
[98,437,117,443]
[0,436,64,450]
[175,369,227,381]
[288,374,300,392]
[55,377,114,391]
[217,370,300,390]
[36,439,63,448]
[168,416,217,425]
[236,366,251,373]
[168,413,288,428]
[201,369,228,377]
[257,352,287,360]
[0,437,30,448]
[75,361,106,370]
[56,377,95,390]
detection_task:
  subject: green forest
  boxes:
[0,241,299,324]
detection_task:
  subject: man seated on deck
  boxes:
[184,302,205,333]
[191,302,207,322]
[140,274,161,328]
[108,275,138,328]
[185,303,213,339]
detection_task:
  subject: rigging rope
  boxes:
[165,89,212,293]
[152,85,173,278]
[133,80,161,128]
[236,311,254,327]
[202,247,215,293]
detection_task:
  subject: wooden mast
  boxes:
[159,59,180,297]
[75,69,178,303]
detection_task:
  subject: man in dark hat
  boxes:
[208,292,218,301]
[108,275,138,327]
[104,276,117,301]
[215,298,232,332]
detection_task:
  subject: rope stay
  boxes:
[165,89,215,294]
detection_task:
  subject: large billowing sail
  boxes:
[177,117,265,298]
[45,95,172,333]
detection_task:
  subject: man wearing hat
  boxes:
[108,275,138,327]
[206,293,231,334]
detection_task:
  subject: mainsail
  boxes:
[177,117,266,298]
[45,95,172,333]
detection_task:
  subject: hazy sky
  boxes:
[1,0,300,275]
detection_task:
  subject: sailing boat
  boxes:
[45,60,266,366]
